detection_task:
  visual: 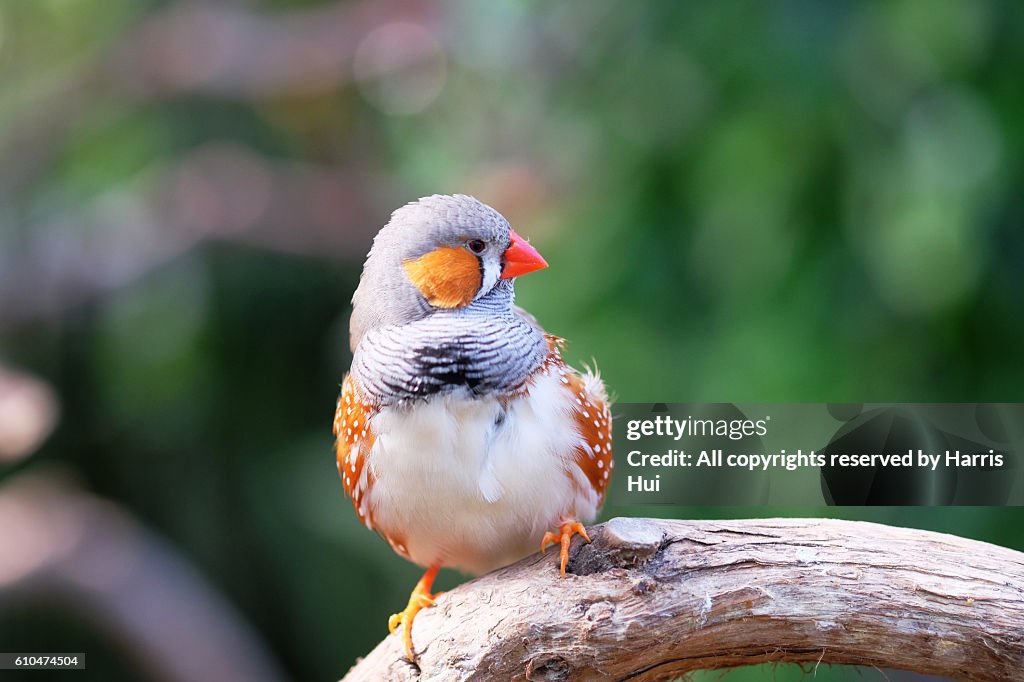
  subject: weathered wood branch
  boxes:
[342,517,1024,681]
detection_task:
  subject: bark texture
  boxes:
[342,517,1024,682]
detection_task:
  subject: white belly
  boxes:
[365,370,598,575]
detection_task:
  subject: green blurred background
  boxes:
[0,1,1021,680]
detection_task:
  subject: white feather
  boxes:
[366,370,596,575]
[473,257,501,301]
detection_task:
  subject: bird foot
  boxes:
[388,566,441,661]
[540,520,591,576]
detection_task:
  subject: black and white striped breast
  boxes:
[350,307,547,405]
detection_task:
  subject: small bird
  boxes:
[334,194,612,660]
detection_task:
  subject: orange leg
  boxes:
[540,520,591,576]
[388,565,441,661]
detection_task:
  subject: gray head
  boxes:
[349,194,547,350]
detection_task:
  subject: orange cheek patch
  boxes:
[403,246,482,309]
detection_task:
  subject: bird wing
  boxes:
[543,335,614,507]
[334,374,380,530]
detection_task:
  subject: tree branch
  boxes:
[342,517,1024,681]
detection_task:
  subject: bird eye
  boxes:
[467,239,486,254]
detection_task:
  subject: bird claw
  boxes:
[389,592,435,630]
[540,521,591,576]
[389,567,441,661]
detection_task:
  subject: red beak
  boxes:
[501,230,548,279]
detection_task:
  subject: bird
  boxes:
[333,194,613,661]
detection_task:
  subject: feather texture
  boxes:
[335,339,612,575]
[336,194,612,578]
